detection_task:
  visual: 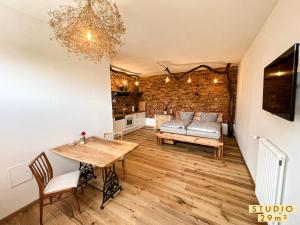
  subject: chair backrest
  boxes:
[104,132,123,141]
[29,152,53,193]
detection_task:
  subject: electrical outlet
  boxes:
[7,162,33,188]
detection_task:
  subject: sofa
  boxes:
[157,111,224,159]
[160,112,223,140]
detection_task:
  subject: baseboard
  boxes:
[0,199,38,224]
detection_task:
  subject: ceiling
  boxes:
[1,0,278,75]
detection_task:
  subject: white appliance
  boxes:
[125,115,134,129]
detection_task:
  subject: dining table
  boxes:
[51,136,139,208]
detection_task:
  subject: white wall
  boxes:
[0,4,113,219]
[235,0,300,224]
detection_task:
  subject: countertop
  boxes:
[113,111,145,118]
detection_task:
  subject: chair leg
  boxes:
[39,196,43,225]
[72,188,80,212]
[122,159,126,180]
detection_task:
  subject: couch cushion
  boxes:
[187,121,221,133]
[160,126,187,135]
[193,112,202,121]
[200,112,219,122]
[161,120,190,129]
[186,130,221,140]
[179,111,194,121]
[193,112,219,122]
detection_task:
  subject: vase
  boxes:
[79,136,86,144]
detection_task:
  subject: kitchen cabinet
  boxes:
[113,112,146,134]
[113,118,125,133]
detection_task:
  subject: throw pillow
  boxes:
[200,112,218,122]
[193,112,202,121]
[179,111,194,121]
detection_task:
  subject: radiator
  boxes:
[255,137,287,206]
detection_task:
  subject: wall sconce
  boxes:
[187,75,192,83]
[135,79,139,86]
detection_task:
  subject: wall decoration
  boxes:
[158,63,236,136]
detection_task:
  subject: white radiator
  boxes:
[255,137,287,206]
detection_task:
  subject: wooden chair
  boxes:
[103,132,126,179]
[29,152,81,225]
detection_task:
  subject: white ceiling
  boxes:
[1,0,278,75]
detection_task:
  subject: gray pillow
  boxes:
[200,113,218,122]
[179,111,194,121]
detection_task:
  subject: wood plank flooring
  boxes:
[1,128,261,225]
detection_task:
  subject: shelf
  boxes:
[111,91,143,97]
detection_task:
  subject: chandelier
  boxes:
[49,0,126,62]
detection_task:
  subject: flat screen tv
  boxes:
[263,43,299,121]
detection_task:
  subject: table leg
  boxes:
[78,162,97,186]
[78,162,122,209]
[101,164,122,209]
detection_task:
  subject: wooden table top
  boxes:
[51,136,139,168]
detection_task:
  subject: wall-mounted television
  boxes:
[263,43,299,121]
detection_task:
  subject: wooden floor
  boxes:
[1,128,261,225]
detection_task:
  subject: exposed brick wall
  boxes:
[111,67,238,122]
[111,71,141,114]
[111,71,138,92]
[112,94,140,114]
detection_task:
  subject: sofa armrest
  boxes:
[217,113,223,123]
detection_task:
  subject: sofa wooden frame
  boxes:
[156,130,224,159]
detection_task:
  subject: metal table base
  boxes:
[78,162,121,209]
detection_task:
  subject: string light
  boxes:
[86,30,92,41]
[213,75,218,84]
[165,76,170,83]
[277,65,283,76]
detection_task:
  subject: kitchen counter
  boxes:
[113,112,146,134]
[113,111,145,118]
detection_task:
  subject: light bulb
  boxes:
[135,80,139,86]
[165,76,170,83]
[86,30,92,41]
[213,78,218,83]
[123,80,128,85]
[188,77,192,83]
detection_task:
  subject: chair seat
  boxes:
[44,170,80,194]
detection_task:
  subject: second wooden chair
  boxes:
[103,132,126,179]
